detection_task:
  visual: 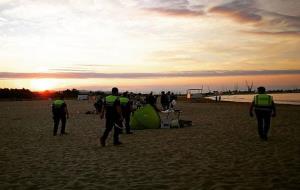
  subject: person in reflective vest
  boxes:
[52,95,69,136]
[120,92,133,134]
[250,86,276,141]
[100,87,123,146]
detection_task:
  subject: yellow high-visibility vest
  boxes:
[254,94,273,106]
[105,95,118,106]
[120,97,129,106]
[53,100,65,108]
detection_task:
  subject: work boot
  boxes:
[113,141,122,146]
[100,137,105,147]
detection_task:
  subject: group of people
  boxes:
[51,86,276,146]
[99,88,133,146]
[160,91,177,110]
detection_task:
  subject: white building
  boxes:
[186,88,203,99]
[77,91,90,100]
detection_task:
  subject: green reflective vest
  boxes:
[53,100,65,108]
[254,94,273,106]
[105,95,118,106]
[120,97,129,106]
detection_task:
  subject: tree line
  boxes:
[0,88,81,100]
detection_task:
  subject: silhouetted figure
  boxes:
[52,95,69,136]
[100,87,123,146]
[120,91,133,134]
[154,95,158,104]
[166,91,171,109]
[250,87,276,141]
[147,92,160,112]
[170,93,177,108]
[136,93,142,109]
[94,96,103,114]
[160,91,168,110]
[146,92,155,104]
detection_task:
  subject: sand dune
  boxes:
[0,100,299,189]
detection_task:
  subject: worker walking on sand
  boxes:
[52,95,69,136]
[120,92,133,134]
[100,87,123,146]
[250,86,276,141]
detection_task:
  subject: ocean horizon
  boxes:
[207,93,300,105]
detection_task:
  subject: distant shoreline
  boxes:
[205,93,300,106]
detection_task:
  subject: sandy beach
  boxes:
[0,100,299,190]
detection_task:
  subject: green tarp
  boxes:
[130,104,161,130]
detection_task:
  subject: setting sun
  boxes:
[31,79,57,91]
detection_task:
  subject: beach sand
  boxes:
[0,100,299,189]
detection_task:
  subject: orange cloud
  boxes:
[209,6,262,23]
[209,0,300,34]
[144,8,204,17]
[1,70,300,79]
[242,30,300,36]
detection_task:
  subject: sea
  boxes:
[207,93,300,105]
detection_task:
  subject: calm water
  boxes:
[207,93,300,105]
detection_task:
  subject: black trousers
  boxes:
[53,115,66,135]
[255,110,272,139]
[124,113,131,133]
[101,118,120,144]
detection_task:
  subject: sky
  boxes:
[0,0,299,92]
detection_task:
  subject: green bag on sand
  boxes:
[130,104,161,130]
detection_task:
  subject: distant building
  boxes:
[77,94,88,100]
[186,88,203,99]
[77,91,90,100]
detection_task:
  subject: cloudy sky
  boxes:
[0,0,299,92]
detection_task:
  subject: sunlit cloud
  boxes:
[209,0,300,34]
[209,0,262,23]
[242,30,300,36]
[1,70,300,79]
[143,7,204,17]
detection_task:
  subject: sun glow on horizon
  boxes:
[31,79,57,91]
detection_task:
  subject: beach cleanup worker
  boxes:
[249,86,276,141]
[52,95,69,136]
[120,92,133,134]
[100,87,123,146]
